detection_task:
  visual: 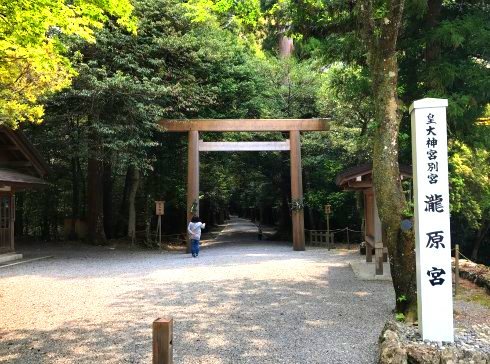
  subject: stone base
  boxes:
[379,320,490,364]
[0,252,23,264]
[350,258,391,281]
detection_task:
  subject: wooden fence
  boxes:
[305,227,363,248]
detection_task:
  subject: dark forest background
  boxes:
[12,0,489,264]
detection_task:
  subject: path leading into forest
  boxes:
[1,217,394,364]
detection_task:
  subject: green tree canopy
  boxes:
[0,0,136,127]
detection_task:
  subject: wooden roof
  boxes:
[0,169,47,188]
[336,163,412,190]
[0,126,48,178]
[0,126,48,188]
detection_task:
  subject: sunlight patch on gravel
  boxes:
[1,219,395,363]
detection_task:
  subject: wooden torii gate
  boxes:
[159,118,329,251]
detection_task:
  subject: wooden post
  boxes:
[346,227,350,249]
[187,131,199,253]
[373,194,384,275]
[156,216,162,246]
[366,242,373,262]
[10,193,14,251]
[155,201,164,247]
[326,210,331,249]
[455,244,460,296]
[290,130,305,251]
[153,318,173,364]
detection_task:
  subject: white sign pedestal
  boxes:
[410,98,454,342]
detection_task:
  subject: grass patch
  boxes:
[456,279,490,308]
[464,292,490,308]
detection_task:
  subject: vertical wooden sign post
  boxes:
[155,201,165,246]
[410,98,453,342]
[324,204,331,249]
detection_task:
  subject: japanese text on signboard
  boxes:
[423,112,447,286]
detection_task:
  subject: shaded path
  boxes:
[202,216,279,248]
[1,218,395,363]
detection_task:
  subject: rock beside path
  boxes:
[454,259,490,294]
[379,320,490,364]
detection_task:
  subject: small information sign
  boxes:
[324,204,331,214]
[410,98,453,342]
[155,201,165,216]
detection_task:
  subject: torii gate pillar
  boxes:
[187,131,199,252]
[290,130,305,250]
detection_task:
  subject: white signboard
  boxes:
[410,98,453,342]
[155,201,165,216]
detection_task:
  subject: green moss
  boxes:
[457,283,490,308]
[466,293,490,308]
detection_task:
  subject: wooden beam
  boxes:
[199,140,290,152]
[347,181,373,189]
[290,130,305,251]
[159,118,329,132]
[0,145,19,151]
[0,161,32,167]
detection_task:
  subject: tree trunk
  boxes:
[116,167,131,237]
[372,55,417,318]
[87,156,106,244]
[304,169,315,230]
[78,158,86,219]
[277,156,292,239]
[127,165,140,244]
[359,0,417,318]
[471,220,490,262]
[87,118,106,244]
[142,178,152,243]
[69,157,80,240]
[103,160,114,239]
[425,0,442,63]
[279,34,294,58]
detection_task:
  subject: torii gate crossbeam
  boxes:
[159,118,330,252]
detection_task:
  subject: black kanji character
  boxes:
[428,162,439,172]
[428,173,438,184]
[426,138,438,148]
[424,194,444,213]
[427,150,438,160]
[426,125,436,136]
[427,113,436,124]
[427,267,446,286]
[426,231,445,249]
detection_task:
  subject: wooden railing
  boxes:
[305,230,331,247]
[305,227,363,248]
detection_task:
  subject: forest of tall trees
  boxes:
[3,0,489,273]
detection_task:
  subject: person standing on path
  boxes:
[188,216,205,257]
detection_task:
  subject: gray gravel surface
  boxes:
[1,218,395,363]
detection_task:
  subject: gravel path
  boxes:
[0,218,395,363]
